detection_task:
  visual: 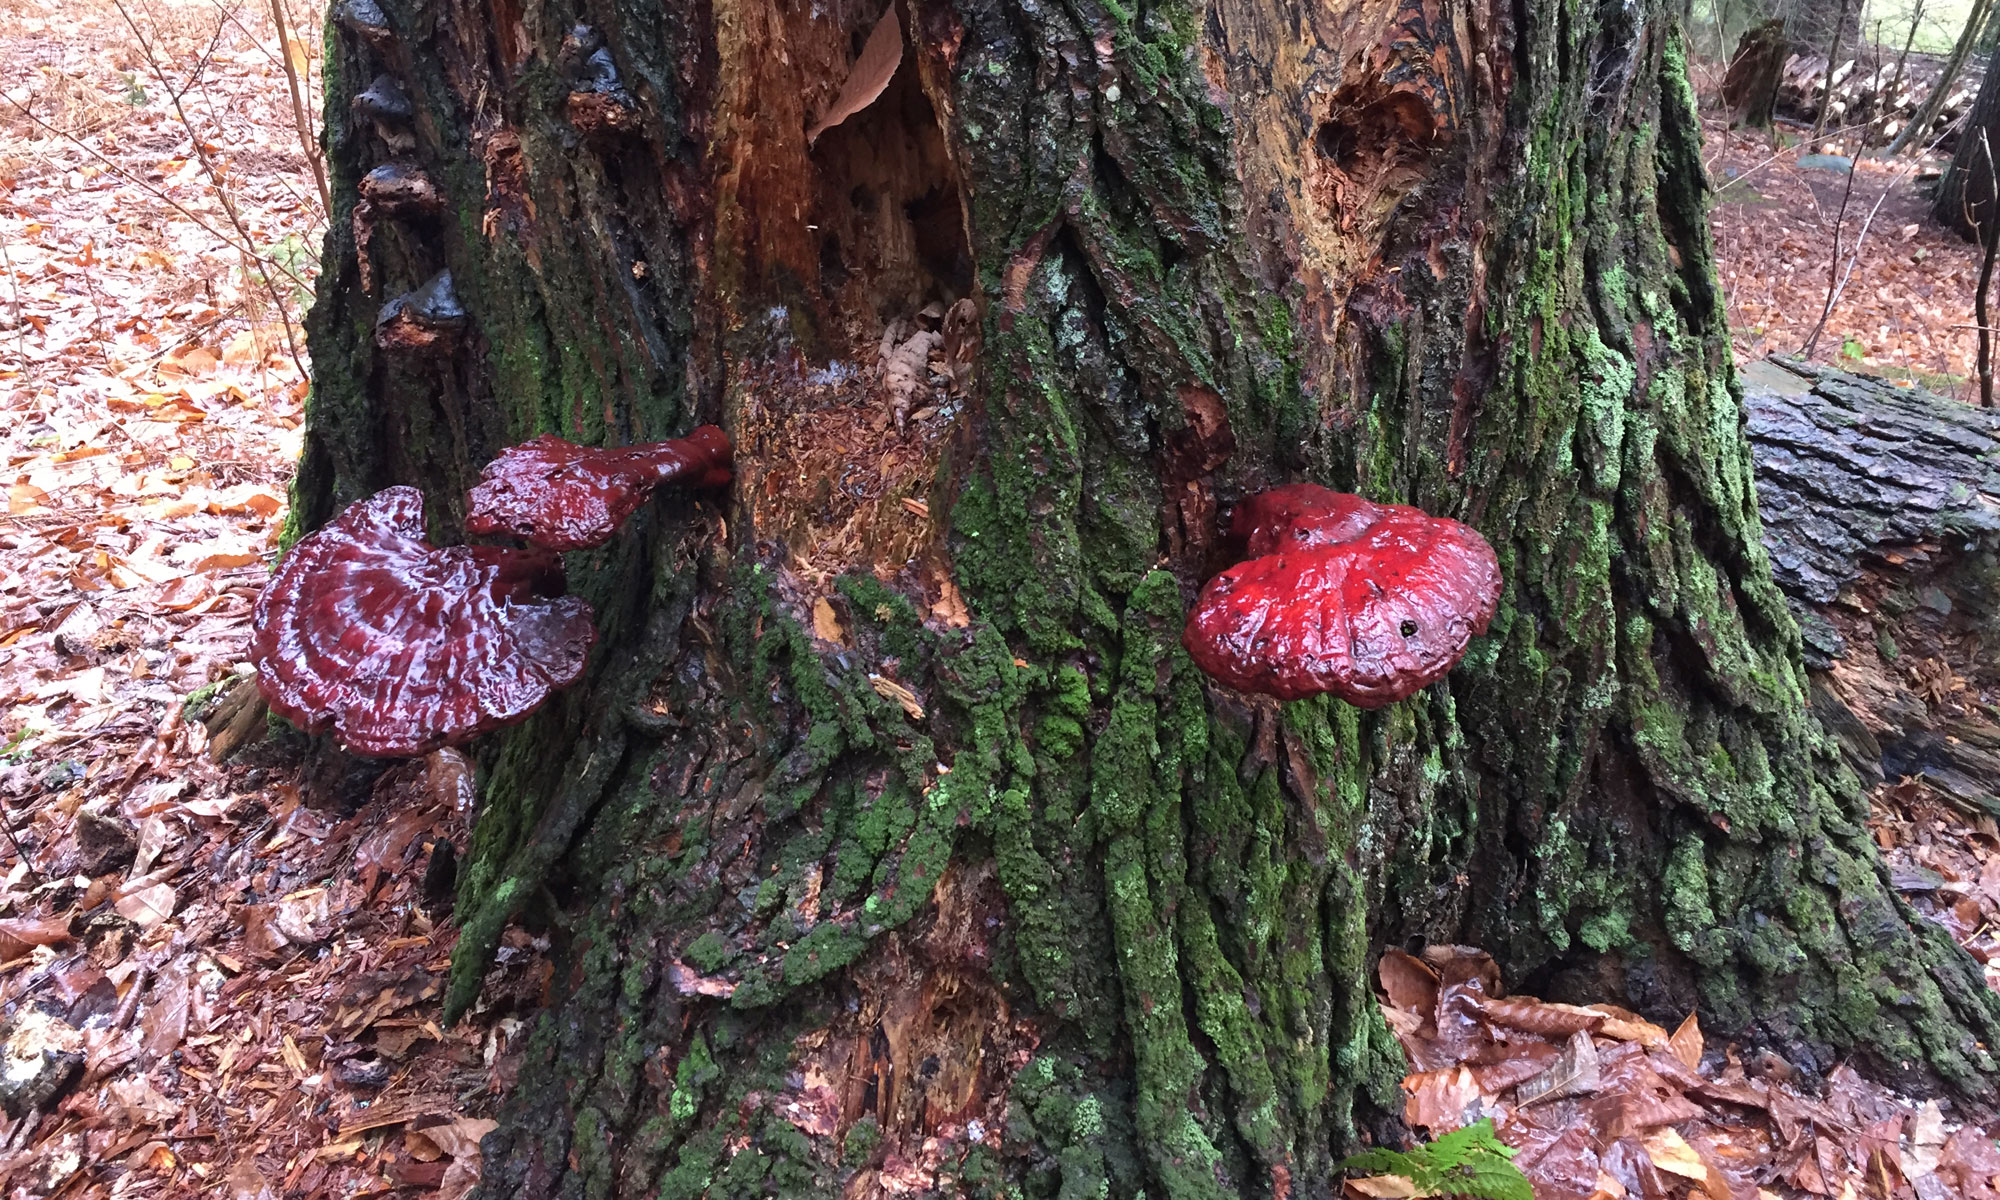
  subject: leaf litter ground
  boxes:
[0,6,1997,1196]
[0,0,537,1196]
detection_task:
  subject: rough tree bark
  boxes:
[298,0,2000,1193]
[1743,356,2000,818]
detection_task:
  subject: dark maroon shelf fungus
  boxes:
[251,487,597,758]
[464,426,734,551]
[1183,484,1502,706]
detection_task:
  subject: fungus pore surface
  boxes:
[1183,483,1502,705]
[253,486,597,757]
[464,426,733,550]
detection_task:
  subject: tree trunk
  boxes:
[1723,18,1791,128]
[1887,0,1993,155]
[300,0,2000,1194]
[1936,50,2000,239]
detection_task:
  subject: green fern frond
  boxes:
[1338,1119,1531,1200]
[1434,1155,1535,1200]
[1421,1119,1517,1164]
[1337,1149,1422,1177]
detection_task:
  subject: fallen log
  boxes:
[1745,356,2000,814]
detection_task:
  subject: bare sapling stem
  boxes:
[1977,133,2000,406]
[267,0,330,216]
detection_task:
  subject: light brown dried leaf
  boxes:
[1669,1010,1703,1070]
[1377,948,1439,1018]
[932,577,971,628]
[1345,1176,1420,1198]
[812,597,846,646]
[140,967,189,1060]
[0,916,73,960]
[1480,996,1605,1037]
[868,673,925,720]
[807,4,903,144]
[1643,1128,1709,1182]
[113,882,176,929]
[1518,1029,1602,1106]
[1403,1065,1480,1132]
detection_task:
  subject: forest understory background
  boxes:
[2,0,2000,1195]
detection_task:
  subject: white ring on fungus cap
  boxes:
[252,487,597,757]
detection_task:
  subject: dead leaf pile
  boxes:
[1707,128,1982,390]
[1874,779,2000,998]
[1373,945,2000,1200]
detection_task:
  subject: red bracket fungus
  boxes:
[1183,484,1502,706]
[252,487,596,757]
[464,426,733,550]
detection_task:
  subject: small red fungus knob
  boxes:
[1183,484,1502,706]
[252,487,596,757]
[464,426,734,551]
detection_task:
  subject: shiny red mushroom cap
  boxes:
[464,426,733,551]
[1183,484,1502,706]
[252,487,596,757]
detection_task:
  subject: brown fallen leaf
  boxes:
[868,673,925,720]
[1518,1029,1602,1106]
[1377,948,1440,1020]
[1669,1010,1703,1070]
[812,597,846,646]
[1642,1127,1709,1183]
[0,916,73,960]
[807,3,902,144]
[1344,1176,1420,1198]
[416,1115,499,1160]
[931,576,971,628]
[1481,996,1606,1037]
[113,882,177,929]
[1403,1065,1480,1132]
[139,967,189,1060]
[666,960,737,998]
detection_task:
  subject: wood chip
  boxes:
[868,673,925,720]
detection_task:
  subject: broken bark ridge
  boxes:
[251,487,596,758]
[463,426,733,550]
[560,25,641,136]
[352,163,444,295]
[1184,484,1502,705]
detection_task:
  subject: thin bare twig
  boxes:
[79,262,115,370]
[0,235,30,386]
[109,0,307,375]
[1799,119,1964,357]
[1976,132,1999,406]
[1801,160,1860,358]
[0,94,312,295]
[265,0,330,215]
[1707,117,1874,192]
[0,808,39,887]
